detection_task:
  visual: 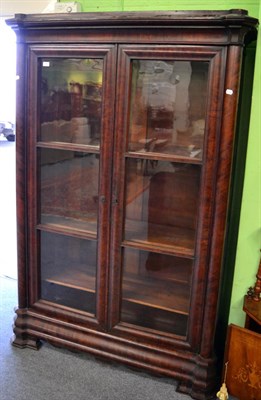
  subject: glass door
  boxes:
[110,46,224,338]
[27,46,116,326]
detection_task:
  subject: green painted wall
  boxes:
[229,3,261,326]
[62,0,259,15]
[61,0,261,326]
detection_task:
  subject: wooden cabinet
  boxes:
[223,324,261,400]
[7,10,258,399]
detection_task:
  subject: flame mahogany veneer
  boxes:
[7,10,258,400]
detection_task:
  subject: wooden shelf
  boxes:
[39,214,97,239]
[42,265,190,316]
[44,270,96,293]
[124,220,195,257]
[123,273,190,315]
[42,266,97,314]
[42,279,96,314]
[126,253,193,284]
[121,299,188,336]
[127,149,202,165]
[37,140,100,153]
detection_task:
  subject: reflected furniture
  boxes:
[7,11,258,400]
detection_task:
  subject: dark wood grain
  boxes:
[8,10,258,400]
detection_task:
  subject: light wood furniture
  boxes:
[7,10,258,399]
[223,259,261,399]
[224,324,261,400]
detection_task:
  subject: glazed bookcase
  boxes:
[7,10,258,399]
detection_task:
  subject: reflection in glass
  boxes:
[41,231,97,314]
[128,60,209,160]
[124,159,200,253]
[121,248,192,335]
[40,58,103,145]
[40,150,99,233]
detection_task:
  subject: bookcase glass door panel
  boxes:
[118,56,208,337]
[40,58,103,146]
[40,150,99,234]
[40,231,97,314]
[128,60,209,160]
[124,158,201,253]
[120,247,193,335]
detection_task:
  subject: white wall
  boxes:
[0,0,53,17]
[0,1,54,279]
